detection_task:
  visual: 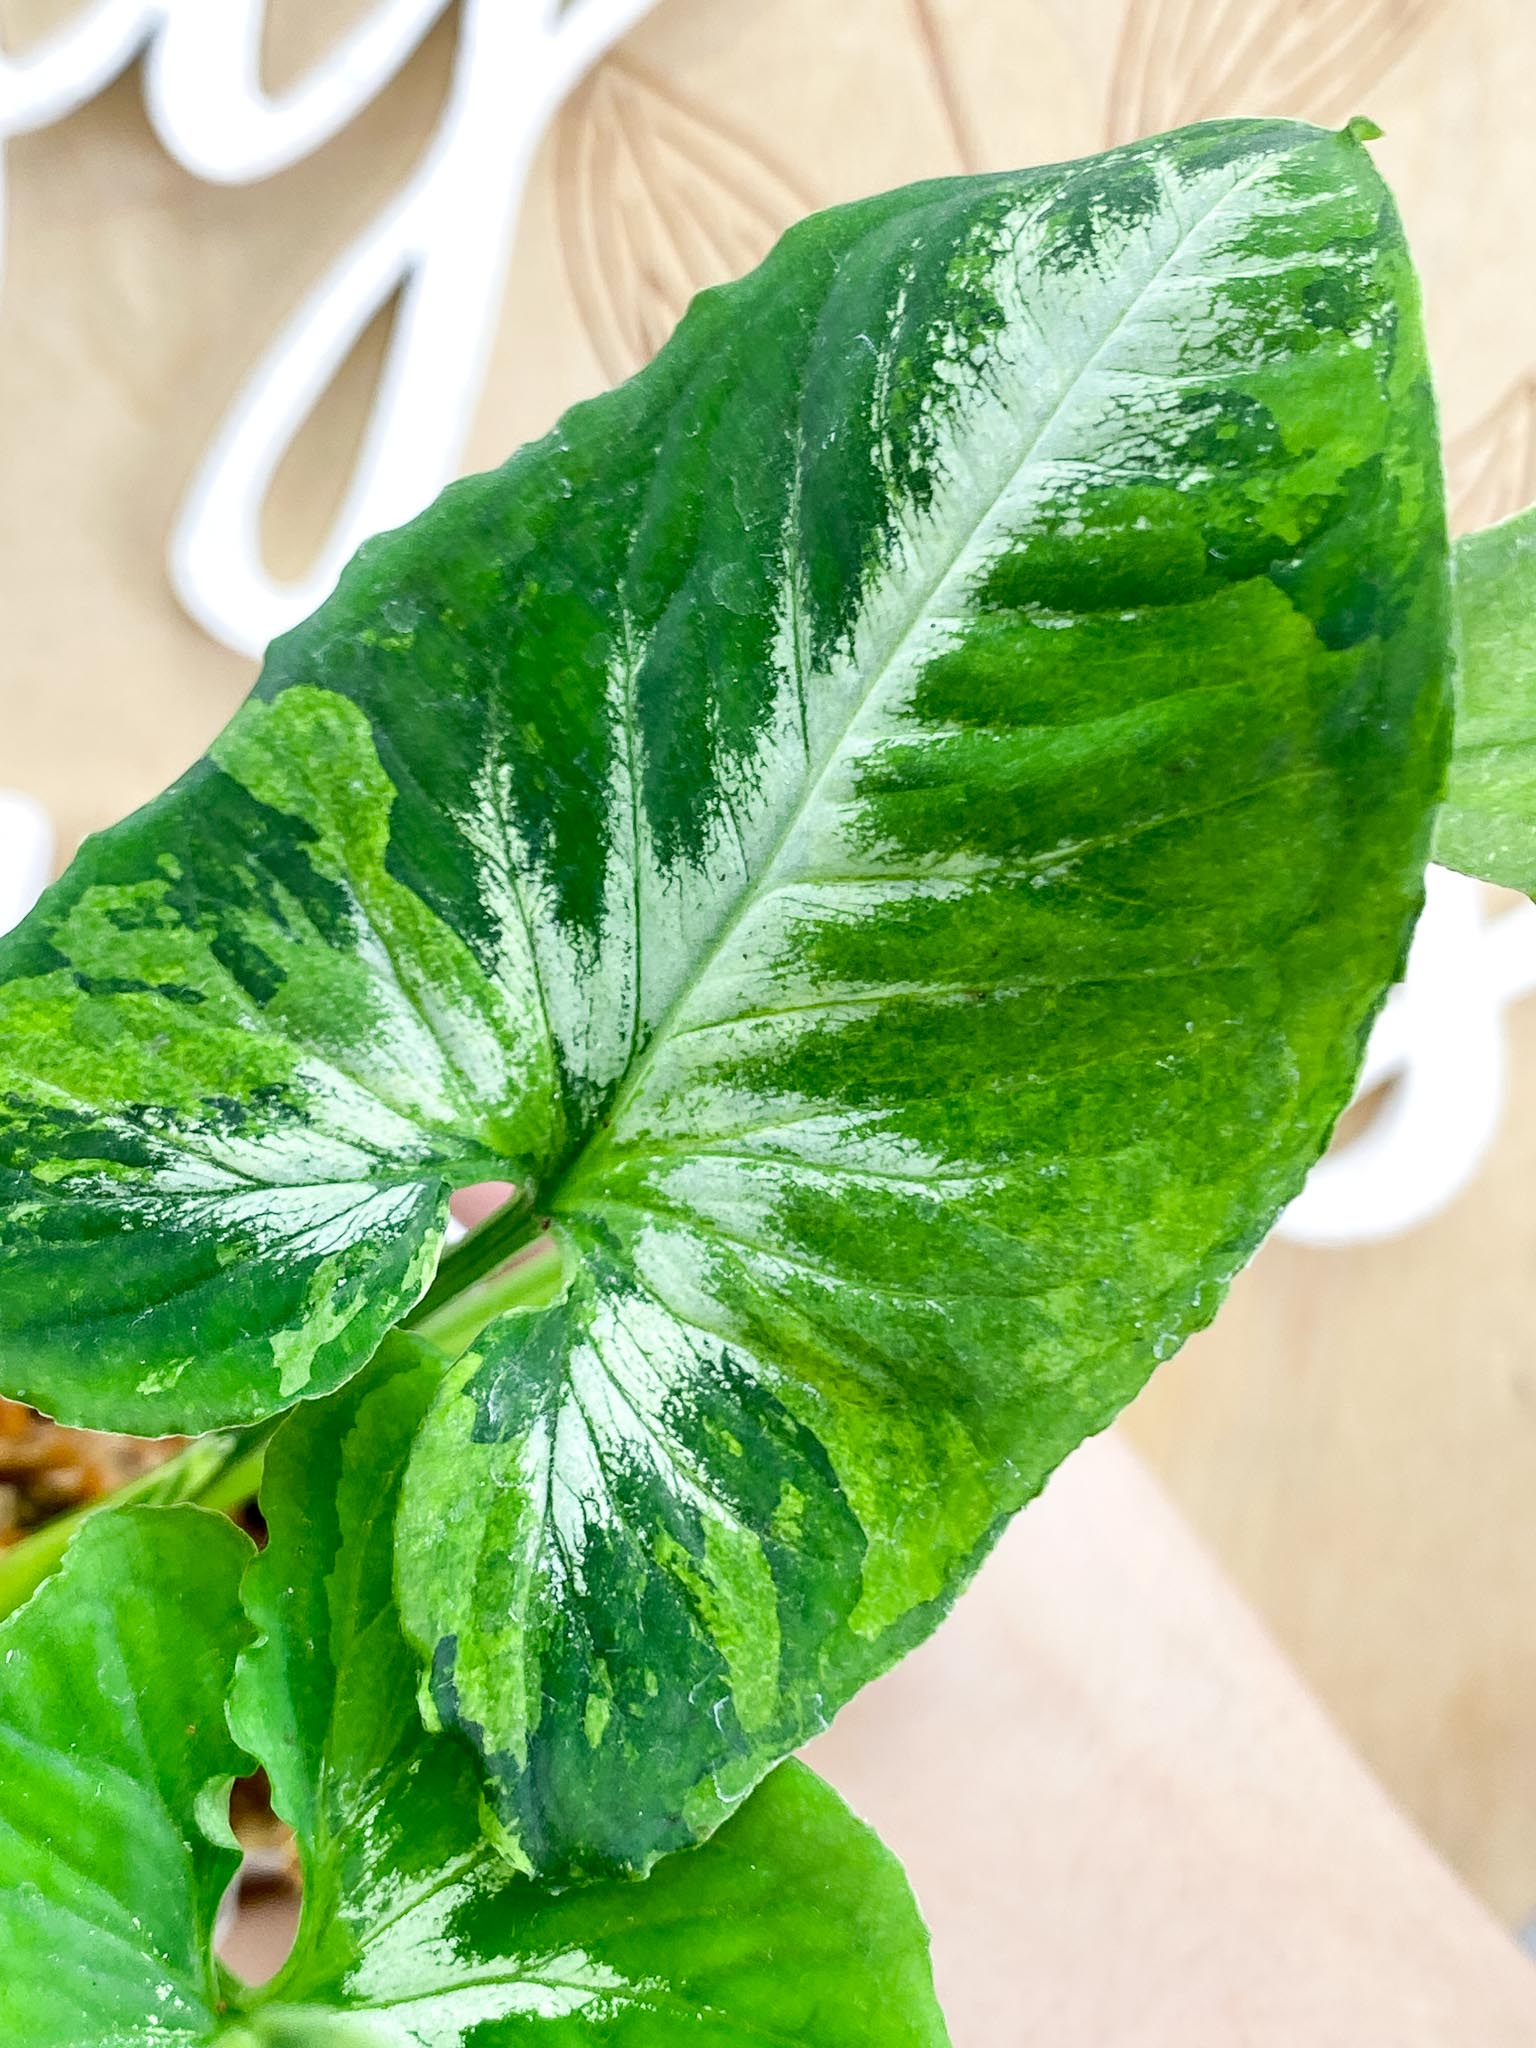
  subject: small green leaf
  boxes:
[0,120,1449,1872]
[0,1506,253,2048]
[1436,503,1536,892]
[230,1351,951,2046]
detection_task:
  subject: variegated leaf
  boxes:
[0,1381,949,2047]
[0,697,530,1430]
[395,121,1446,1876]
[0,122,1448,1874]
[230,1345,951,2047]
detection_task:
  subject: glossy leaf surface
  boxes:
[1436,504,1536,892]
[398,118,1448,1874]
[0,1385,948,2045]
[0,122,1448,1872]
[0,1507,252,2048]
[231,1350,951,2046]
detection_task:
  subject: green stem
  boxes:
[0,1422,274,1622]
[408,1187,541,1326]
[197,1440,272,1518]
[415,1232,566,1358]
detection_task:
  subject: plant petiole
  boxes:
[412,1231,567,1358]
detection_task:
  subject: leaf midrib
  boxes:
[551,143,1285,1208]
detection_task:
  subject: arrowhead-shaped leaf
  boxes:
[1436,503,1536,892]
[0,121,1448,1872]
[395,119,1448,1874]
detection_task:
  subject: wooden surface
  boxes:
[810,1438,1536,2046]
[4,0,1536,1929]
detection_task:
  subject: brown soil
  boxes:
[0,1400,184,1546]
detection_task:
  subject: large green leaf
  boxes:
[396,119,1448,1874]
[231,1347,951,2046]
[1436,503,1536,891]
[0,120,1448,1872]
[0,1506,253,2048]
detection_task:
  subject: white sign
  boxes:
[0,794,51,938]
[1277,868,1536,1246]
[0,0,662,656]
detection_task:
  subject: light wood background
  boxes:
[4,0,1536,1928]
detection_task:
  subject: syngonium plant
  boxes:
[0,114,1530,2043]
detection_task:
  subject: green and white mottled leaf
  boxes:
[0,699,527,1430]
[0,121,1448,1872]
[0,1506,253,2048]
[0,1376,949,2045]
[1436,503,1536,891]
[229,1348,951,2046]
[398,119,1449,1875]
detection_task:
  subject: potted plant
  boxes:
[0,114,1529,2042]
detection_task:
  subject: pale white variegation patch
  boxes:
[599,149,1301,1161]
[457,752,632,1113]
[344,1864,636,2031]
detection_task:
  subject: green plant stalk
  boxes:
[413,1232,567,1358]
[409,1189,540,1326]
